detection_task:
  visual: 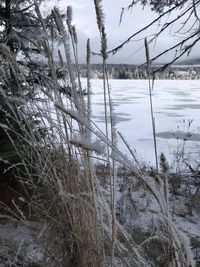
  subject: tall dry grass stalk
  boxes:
[93,1,117,265]
[144,38,158,172]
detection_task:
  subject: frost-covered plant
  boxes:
[0,2,195,267]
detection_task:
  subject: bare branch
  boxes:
[140,30,199,67]
[108,0,188,55]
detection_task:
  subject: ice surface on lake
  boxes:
[82,79,200,166]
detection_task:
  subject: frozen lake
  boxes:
[83,79,200,166]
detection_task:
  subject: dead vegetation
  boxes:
[0,1,199,267]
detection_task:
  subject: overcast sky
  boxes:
[41,0,199,64]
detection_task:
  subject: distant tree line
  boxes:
[77,64,200,80]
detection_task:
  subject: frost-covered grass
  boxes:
[0,2,199,267]
[95,161,200,266]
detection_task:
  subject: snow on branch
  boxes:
[70,135,105,154]
[54,102,89,127]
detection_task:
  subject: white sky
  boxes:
[41,0,199,64]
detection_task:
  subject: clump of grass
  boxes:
[0,2,195,267]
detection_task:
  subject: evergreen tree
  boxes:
[0,1,44,55]
[130,0,186,13]
[0,1,48,179]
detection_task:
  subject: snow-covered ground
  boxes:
[83,79,200,166]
